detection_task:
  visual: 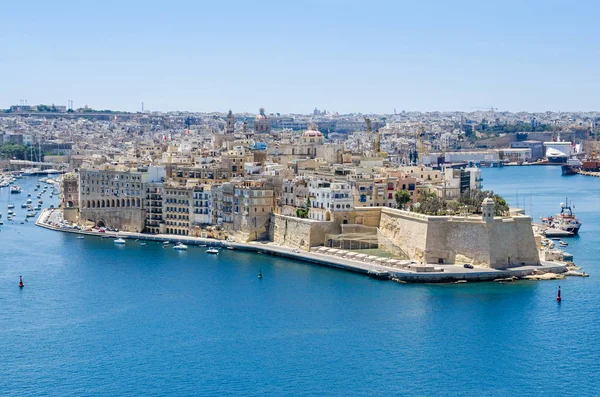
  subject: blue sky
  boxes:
[1,0,598,114]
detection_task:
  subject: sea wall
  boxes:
[379,208,429,262]
[488,216,540,267]
[62,207,79,224]
[79,208,146,232]
[378,207,540,269]
[270,214,339,250]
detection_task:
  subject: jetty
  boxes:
[577,170,600,178]
[35,208,569,284]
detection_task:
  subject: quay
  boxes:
[577,170,600,178]
[36,208,568,283]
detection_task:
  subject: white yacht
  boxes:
[173,242,188,251]
[114,237,126,245]
[206,247,219,254]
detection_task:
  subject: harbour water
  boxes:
[1,169,599,396]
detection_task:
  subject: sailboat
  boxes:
[258,270,263,280]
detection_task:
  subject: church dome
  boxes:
[302,129,323,138]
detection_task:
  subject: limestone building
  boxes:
[163,185,192,236]
[78,165,166,232]
[254,108,271,134]
[61,173,80,223]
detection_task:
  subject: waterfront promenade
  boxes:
[36,208,567,283]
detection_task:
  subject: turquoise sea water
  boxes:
[0,169,599,396]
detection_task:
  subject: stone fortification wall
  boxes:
[379,208,429,262]
[270,214,339,250]
[233,214,271,242]
[378,208,540,269]
[63,207,79,224]
[341,207,382,227]
[79,208,146,232]
[488,217,540,267]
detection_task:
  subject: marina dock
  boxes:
[36,209,568,283]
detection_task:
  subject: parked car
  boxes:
[463,263,474,269]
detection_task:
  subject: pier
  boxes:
[35,208,569,283]
[577,170,600,178]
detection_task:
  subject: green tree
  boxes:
[457,190,509,216]
[296,196,311,219]
[0,143,28,160]
[394,189,412,209]
[413,192,444,215]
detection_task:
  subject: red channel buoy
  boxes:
[19,275,24,288]
[556,286,561,302]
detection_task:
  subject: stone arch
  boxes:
[126,199,130,208]
[121,199,125,207]
[111,199,115,207]
[101,200,105,208]
[91,201,96,208]
[66,201,74,208]
[136,198,140,207]
[96,220,106,228]
[116,199,120,208]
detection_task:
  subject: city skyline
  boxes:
[2,0,599,113]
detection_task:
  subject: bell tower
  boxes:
[226,110,235,135]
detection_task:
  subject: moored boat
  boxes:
[542,199,581,236]
[206,247,219,254]
[561,158,581,176]
[173,242,188,250]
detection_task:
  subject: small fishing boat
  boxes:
[163,241,170,246]
[7,204,14,209]
[19,276,24,288]
[559,241,568,247]
[173,242,188,251]
[114,237,126,245]
[140,242,147,246]
[206,247,219,254]
[77,236,84,239]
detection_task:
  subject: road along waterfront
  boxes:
[37,208,566,283]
